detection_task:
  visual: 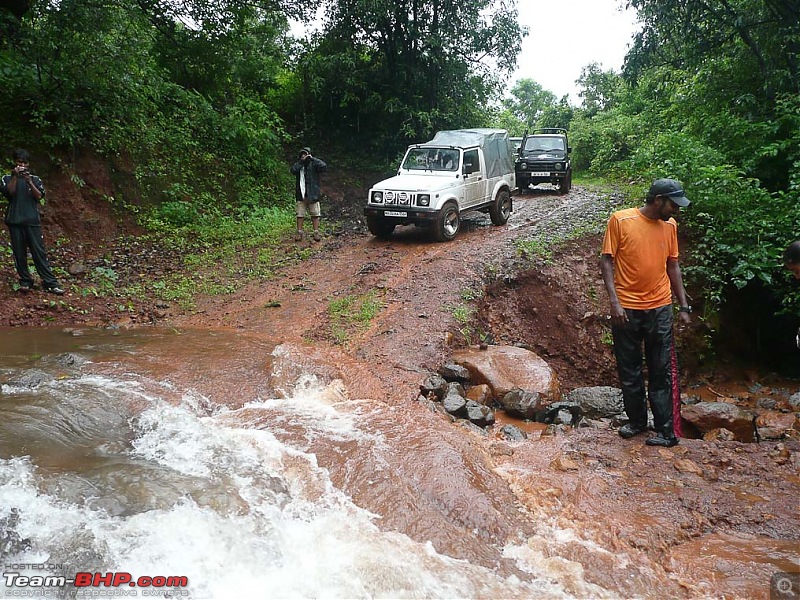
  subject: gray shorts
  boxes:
[296,200,321,218]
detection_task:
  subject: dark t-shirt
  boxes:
[1,173,46,226]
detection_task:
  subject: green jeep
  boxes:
[515,128,572,194]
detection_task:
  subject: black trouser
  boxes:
[612,304,676,438]
[7,224,59,289]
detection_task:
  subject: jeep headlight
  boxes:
[417,194,430,207]
[519,162,528,170]
[371,191,383,203]
[555,162,563,170]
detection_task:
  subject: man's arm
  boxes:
[667,257,691,324]
[6,172,17,195]
[6,171,42,202]
[600,253,628,326]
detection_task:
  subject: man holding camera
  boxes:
[1,148,64,294]
[290,147,327,242]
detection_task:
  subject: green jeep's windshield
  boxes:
[402,148,459,171]
[523,136,565,153]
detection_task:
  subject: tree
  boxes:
[0,0,296,212]
[296,0,525,152]
[576,63,625,116]
[501,78,557,132]
[624,0,798,100]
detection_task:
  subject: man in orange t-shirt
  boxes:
[600,179,692,447]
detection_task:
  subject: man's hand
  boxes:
[609,302,628,327]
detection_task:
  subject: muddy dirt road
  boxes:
[172,187,620,397]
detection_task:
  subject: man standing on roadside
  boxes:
[599,178,692,447]
[0,148,64,295]
[291,146,327,242]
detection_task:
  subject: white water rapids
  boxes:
[0,328,608,600]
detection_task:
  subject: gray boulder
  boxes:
[499,388,544,420]
[681,402,756,442]
[465,400,495,427]
[499,424,527,441]
[438,363,471,382]
[564,386,624,418]
[442,388,468,417]
[419,374,449,400]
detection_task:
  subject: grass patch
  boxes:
[328,290,382,345]
[142,204,298,310]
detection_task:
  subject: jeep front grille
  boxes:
[382,192,423,206]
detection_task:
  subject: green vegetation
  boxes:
[447,301,490,346]
[328,291,382,345]
[515,218,610,263]
[146,206,297,309]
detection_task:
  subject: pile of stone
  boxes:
[417,345,800,443]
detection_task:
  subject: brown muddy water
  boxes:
[0,327,798,599]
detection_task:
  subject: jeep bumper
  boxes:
[363,207,439,223]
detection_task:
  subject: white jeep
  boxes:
[363,129,516,241]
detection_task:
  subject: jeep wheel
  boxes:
[434,202,460,242]
[366,215,396,239]
[489,190,512,225]
[559,171,572,194]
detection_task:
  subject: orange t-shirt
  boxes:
[601,207,679,310]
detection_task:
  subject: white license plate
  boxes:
[530,171,550,177]
[384,211,407,217]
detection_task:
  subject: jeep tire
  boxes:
[489,189,512,225]
[366,215,396,239]
[434,201,460,242]
[559,171,572,194]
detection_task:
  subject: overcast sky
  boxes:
[511,0,640,103]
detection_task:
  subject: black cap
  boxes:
[648,178,690,207]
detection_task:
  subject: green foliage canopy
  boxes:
[297,0,526,153]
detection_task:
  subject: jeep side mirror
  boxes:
[567,146,572,154]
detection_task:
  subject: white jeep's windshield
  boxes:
[402,148,459,171]
[523,136,565,153]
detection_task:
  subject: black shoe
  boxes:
[45,286,65,296]
[645,434,679,447]
[619,424,647,439]
[17,284,33,294]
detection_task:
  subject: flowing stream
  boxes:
[0,327,609,599]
